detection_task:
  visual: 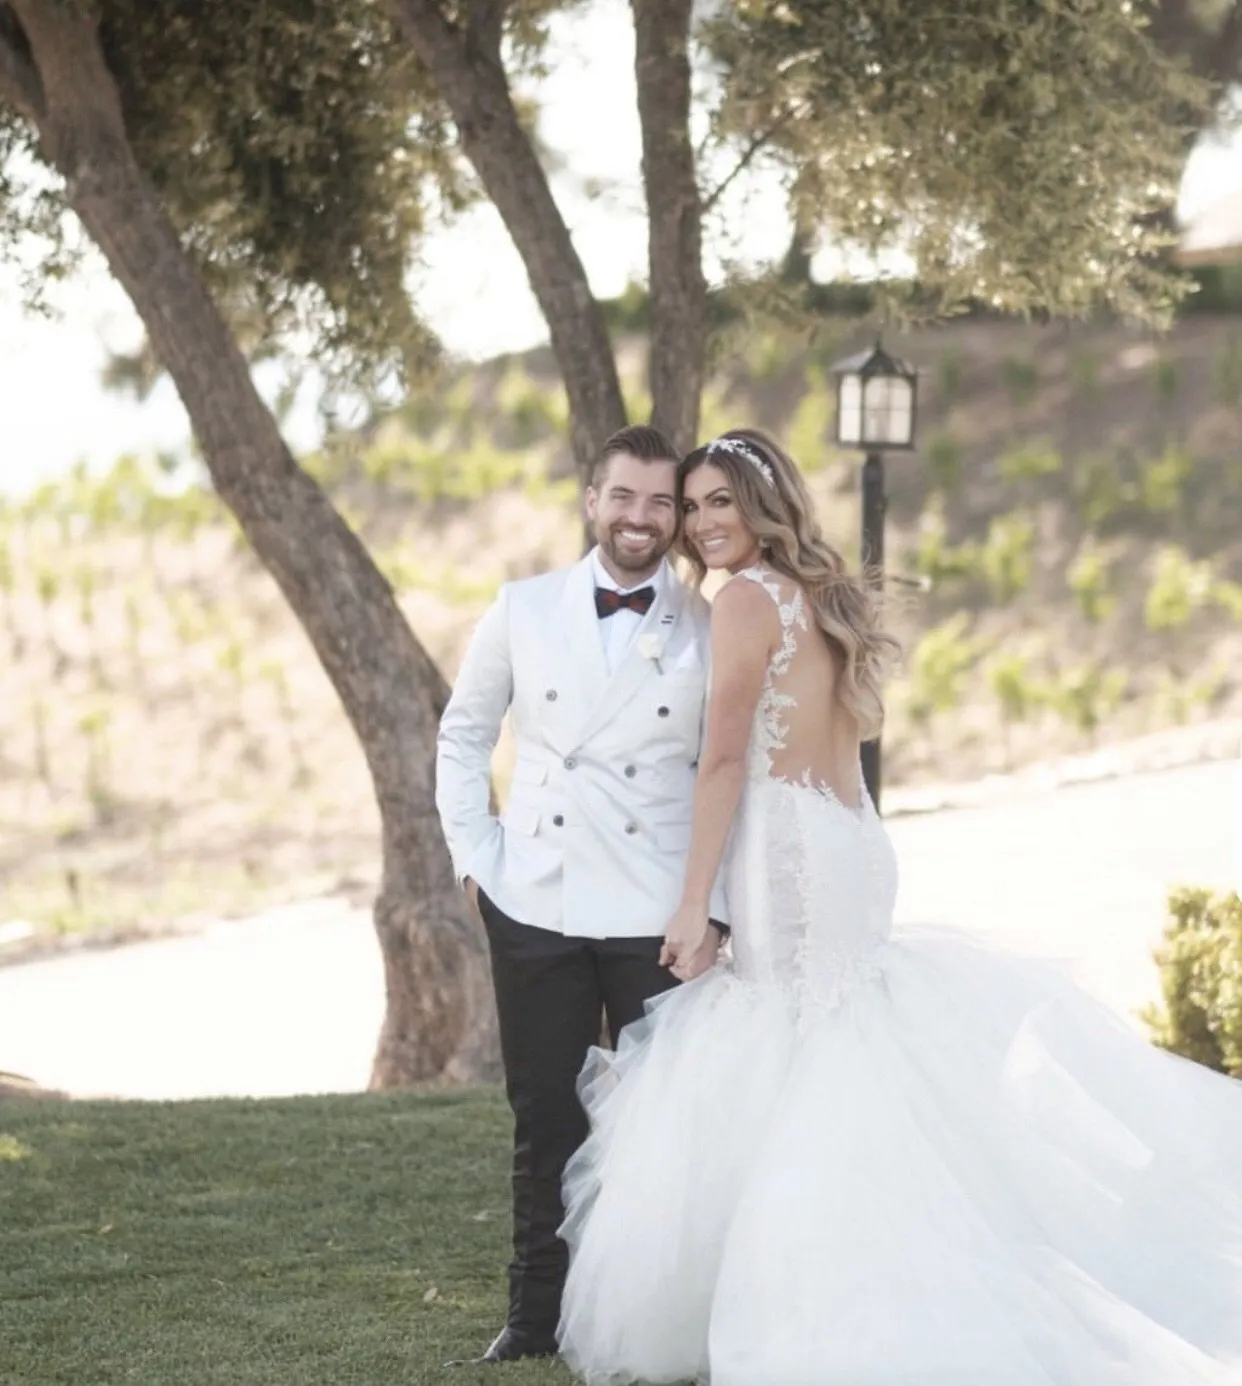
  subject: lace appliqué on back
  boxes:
[736,565,806,783]
[735,564,865,818]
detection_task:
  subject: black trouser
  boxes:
[478,888,679,1338]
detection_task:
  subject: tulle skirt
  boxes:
[558,928,1242,1385]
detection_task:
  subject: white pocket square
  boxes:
[667,644,703,673]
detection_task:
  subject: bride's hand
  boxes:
[660,905,714,981]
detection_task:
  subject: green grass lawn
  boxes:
[0,1091,577,1386]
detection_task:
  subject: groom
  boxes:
[436,424,727,1364]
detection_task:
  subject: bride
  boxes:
[556,428,1242,1385]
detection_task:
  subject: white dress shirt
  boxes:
[591,550,669,674]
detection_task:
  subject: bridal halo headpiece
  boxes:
[706,435,777,491]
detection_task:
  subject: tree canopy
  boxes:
[708,0,1208,321]
[1,0,458,380]
[3,1,1215,403]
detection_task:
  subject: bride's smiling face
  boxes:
[681,463,762,573]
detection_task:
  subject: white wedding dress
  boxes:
[557,565,1242,1386]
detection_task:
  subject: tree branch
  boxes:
[701,111,795,216]
[387,0,627,473]
[0,6,44,121]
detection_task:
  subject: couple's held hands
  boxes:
[660,904,722,982]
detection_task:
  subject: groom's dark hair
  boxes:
[592,424,678,486]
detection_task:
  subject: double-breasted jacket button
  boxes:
[546,689,558,702]
[552,814,565,827]
[564,755,577,770]
[624,822,638,835]
[657,706,670,718]
[624,765,637,778]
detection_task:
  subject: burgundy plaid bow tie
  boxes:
[594,585,655,618]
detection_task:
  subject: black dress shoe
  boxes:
[445,1325,559,1366]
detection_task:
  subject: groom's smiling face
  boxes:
[586,451,679,582]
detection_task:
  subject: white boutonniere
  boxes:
[636,632,667,674]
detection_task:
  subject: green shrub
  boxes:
[1144,546,1213,633]
[699,383,736,446]
[1071,451,1133,529]
[788,367,834,468]
[1046,661,1127,737]
[980,513,1034,603]
[1067,540,1115,623]
[79,707,116,824]
[1069,347,1100,396]
[404,445,451,501]
[523,472,580,508]
[443,376,479,441]
[926,433,963,492]
[999,355,1038,407]
[997,439,1061,482]
[494,366,568,445]
[452,440,528,498]
[909,501,981,586]
[1211,578,1242,622]
[1151,355,1178,401]
[985,647,1044,762]
[935,349,963,402]
[1137,442,1194,514]
[745,328,793,383]
[360,443,409,488]
[1142,887,1242,1076]
[905,614,985,726]
[1153,666,1225,724]
[622,378,653,427]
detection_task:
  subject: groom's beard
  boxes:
[596,524,673,576]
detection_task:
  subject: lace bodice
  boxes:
[724,565,898,1016]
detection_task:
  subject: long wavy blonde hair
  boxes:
[678,428,900,739]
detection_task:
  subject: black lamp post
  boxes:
[830,340,919,813]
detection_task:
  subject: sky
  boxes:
[2,0,1241,497]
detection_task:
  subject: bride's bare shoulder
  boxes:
[711,569,782,643]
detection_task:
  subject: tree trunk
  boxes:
[631,0,706,455]
[5,0,498,1086]
[387,0,628,475]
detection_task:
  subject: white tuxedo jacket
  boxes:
[435,552,727,939]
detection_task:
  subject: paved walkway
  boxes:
[0,759,1238,1101]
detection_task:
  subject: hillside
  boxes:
[2,315,1241,942]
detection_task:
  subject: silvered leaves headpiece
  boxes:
[706,435,777,490]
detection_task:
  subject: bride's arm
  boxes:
[661,577,778,975]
